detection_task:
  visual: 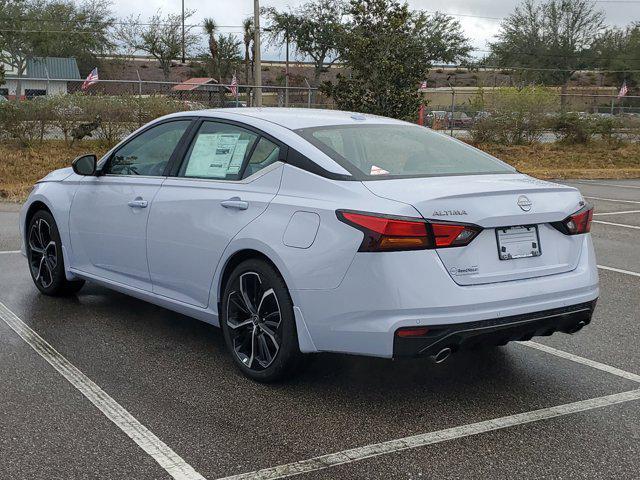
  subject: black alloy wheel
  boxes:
[26,210,84,296]
[221,259,305,382]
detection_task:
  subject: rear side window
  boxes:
[180,121,258,180]
[242,138,280,179]
[296,124,515,179]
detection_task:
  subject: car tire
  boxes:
[220,258,305,382]
[26,210,85,296]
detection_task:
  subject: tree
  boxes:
[322,0,470,119]
[264,0,345,84]
[116,11,200,79]
[593,23,640,87]
[242,17,254,85]
[0,0,37,97]
[215,34,242,81]
[28,0,114,74]
[489,0,605,88]
[203,18,219,75]
[0,0,114,88]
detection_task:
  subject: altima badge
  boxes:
[432,209,468,216]
[517,195,533,212]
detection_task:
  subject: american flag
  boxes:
[230,74,238,97]
[618,81,628,99]
[81,68,99,91]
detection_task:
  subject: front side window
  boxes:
[296,124,515,179]
[106,121,191,176]
[180,122,259,180]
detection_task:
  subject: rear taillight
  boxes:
[336,210,482,252]
[431,223,482,248]
[552,205,594,235]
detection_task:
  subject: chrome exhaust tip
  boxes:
[430,347,452,364]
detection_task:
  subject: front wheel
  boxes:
[26,210,85,296]
[220,259,304,382]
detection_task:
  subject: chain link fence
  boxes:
[0,77,334,109]
[422,88,640,132]
[0,77,336,145]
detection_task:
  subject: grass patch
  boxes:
[0,141,109,201]
[473,141,640,179]
[1,140,639,202]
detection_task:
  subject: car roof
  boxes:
[189,107,408,130]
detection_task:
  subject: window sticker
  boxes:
[370,165,390,175]
[185,133,243,178]
[228,139,250,174]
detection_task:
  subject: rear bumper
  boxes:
[393,300,596,357]
[292,234,599,357]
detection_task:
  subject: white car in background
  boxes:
[20,108,599,381]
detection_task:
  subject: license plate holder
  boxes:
[496,225,541,260]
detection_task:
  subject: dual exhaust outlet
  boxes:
[430,347,452,364]
[425,319,587,365]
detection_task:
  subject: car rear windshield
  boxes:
[295,123,515,179]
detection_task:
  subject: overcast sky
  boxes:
[112,0,639,60]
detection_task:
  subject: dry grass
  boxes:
[0,141,109,201]
[1,140,639,202]
[475,141,640,179]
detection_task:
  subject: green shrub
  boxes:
[0,99,53,146]
[0,94,200,148]
[551,113,623,144]
[593,116,622,143]
[469,86,556,145]
[551,113,593,144]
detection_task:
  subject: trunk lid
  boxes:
[364,174,587,285]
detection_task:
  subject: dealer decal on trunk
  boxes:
[449,266,479,276]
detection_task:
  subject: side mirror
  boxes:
[72,154,97,176]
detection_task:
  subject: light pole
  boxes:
[181,0,185,63]
[284,28,289,107]
[253,0,262,106]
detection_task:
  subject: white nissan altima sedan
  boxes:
[20,108,599,381]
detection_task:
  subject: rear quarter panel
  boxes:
[212,164,423,310]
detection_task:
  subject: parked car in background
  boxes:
[448,111,473,128]
[426,110,448,128]
[474,111,492,121]
[223,100,247,108]
[20,108,598,382]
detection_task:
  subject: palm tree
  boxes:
[203,18,219,77]
[242,17,254,85]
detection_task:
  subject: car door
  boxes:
[146,119,285,308]
[68,119,193,290]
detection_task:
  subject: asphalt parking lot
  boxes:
[1,179,639,480]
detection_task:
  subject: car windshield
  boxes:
[296,123,515,179]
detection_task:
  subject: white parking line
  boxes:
[598,264,640,278]
[0,302,207,480]
[594,210,640,216]
[217,389,640,480]
[584,196,640,205]
[0,250,21,255]
[521,342,640,383]
[592,220,640,230]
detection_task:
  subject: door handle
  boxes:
[221,197,249,210]
[127,198,148,208]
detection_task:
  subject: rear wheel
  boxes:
[26,210,85,296]
[221,259,304,382]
